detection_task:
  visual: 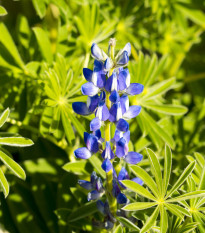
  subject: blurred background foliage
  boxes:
[0,0,205,232]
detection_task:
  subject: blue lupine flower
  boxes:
[113,130,143,164]
[101,142,115,172]
[74,132,99,159]
[78,171,104,201]
[112,167,143,204]
[96,200,115,229]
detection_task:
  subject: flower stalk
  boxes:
[72,39,144,229]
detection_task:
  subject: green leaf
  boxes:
[0,108,10,128]
[198,165,205,190]
[32,0,46,18]
[164,203,184,219]
[33,27,53,63]
[140,110,175,148]
[63,161,90,175]
[166,190,205,203]
[175,3,205,28]
[61,109,75,143]
[130,165,159,198]
[143,54,157,87]
[122,202,157,211]
[68,201,97,222]
[143,77,175,100]
[88,156,106,179]
[166,203,191,217]
[121,180,156,201]
[146,148,163,197]
[165,161,195,199]
[160,205,168,233]
[66,108,85,139]
[113,225,123,233]
[163,145,172,195]
[0,167,9,197]
[0,23,24,69]
[116,217,140,231]
[0,150,26,180]
[143,104,188,115]
[0,137,34,147]
[140,207,159,233]
[0,6,7,16]
[54,208,72,223]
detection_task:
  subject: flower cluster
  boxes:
[72,40,144,226]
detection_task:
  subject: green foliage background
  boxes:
[0,0,205,232]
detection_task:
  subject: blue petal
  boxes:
[90,171,98,185]
[78,180,92,190]
[87,190,101,201]
[123,105,141,119]
[123,42,131,56]
[83,68,93,82]
[85,134,99,153]
[101,158,112,173]
[113,129,123,143]
[116,119,129,132]
[118,69,130,90]
[96,200,105,214]
[84,132,89,144]
[95,104,110,121]
[74,147,92,159]
[90,117,101,131]
[116,138,128,158]
[92,71,106,88]
[72,102,91,115]
[91,43,107,61]
[101,141,114,160]
[117,51,129,65]
[100,91,106,102]
[96,177,104,192]
[87,95,99,112]
[117,193,127,204]
[94,60,104,72]
[104,57,113,71]
[123,130,130,143]
[105,73,118,92]
[109,90,120,103]
[132,177,144,186]
[112,179,121,197]
[81,82,99,96]
[118,167,130,181]
[94,129,101,140]
[105,221,114,230]
[120,94,129,115]
[126,83,144,95]
[125,152,143,164]
[109,102,122,122]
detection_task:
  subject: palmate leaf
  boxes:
[123,146,205,232]
[130,51,187,149]
[42,54,87,142]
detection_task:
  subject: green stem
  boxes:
[105,39,117,216]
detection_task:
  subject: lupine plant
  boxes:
[1,1,205,233]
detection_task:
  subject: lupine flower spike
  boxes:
[72,39,144,229]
